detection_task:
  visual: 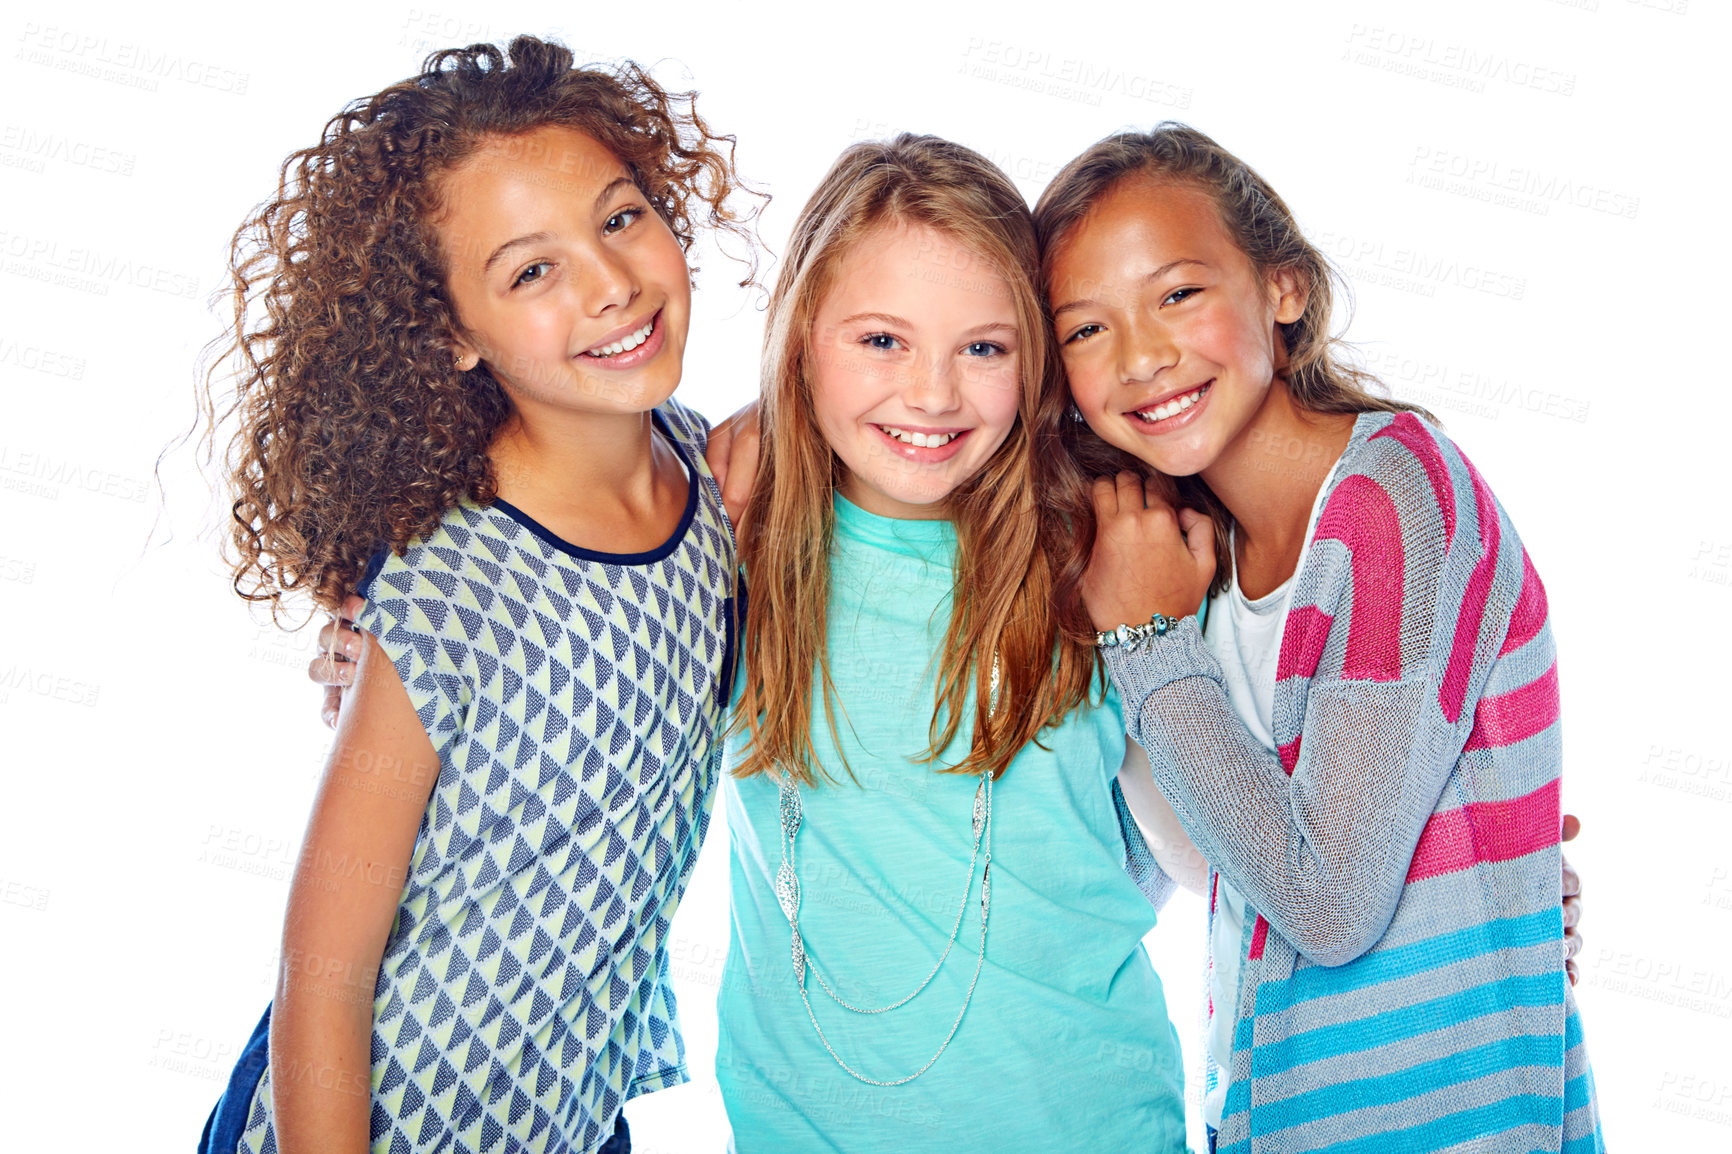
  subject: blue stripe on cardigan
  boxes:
[1279,1095,1559,1154]
[1251,1032,1564,1133]
[1253,971,1565,1075]
[1253,907,1561,1015]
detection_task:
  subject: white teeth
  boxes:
[1135,383,1209,422]
[585,319,655,358]
[879,426,958,448]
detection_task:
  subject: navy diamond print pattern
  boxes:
[237,405,732,1154]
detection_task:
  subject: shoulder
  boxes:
[656,399,737,556]
[357,502,525,620]
[1304,411,1539,668]
[1317,410,1490,560]
[655,398,711,459]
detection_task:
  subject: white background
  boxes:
[1,0,1725,1149]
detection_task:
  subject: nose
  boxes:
[576,242,638,315]
[900,354,963,415]
[1118,313,1178,386]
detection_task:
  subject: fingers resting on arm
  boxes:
[705,402,761,529]
[310,595,367,730]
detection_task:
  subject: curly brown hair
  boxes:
[205,35,763,619]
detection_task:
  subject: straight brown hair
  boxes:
[1032,123,1429,639]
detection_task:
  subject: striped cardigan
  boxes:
[1103,412,1603,1153]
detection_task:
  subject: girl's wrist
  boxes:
[1092,611,1186,651]
[1090,594,1202,633]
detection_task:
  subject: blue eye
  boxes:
[513,261,552,288]
[861,333,901,351]
[963,341,1006,357]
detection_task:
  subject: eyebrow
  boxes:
[838,311,913,328]
[478,177,642,274]
[482,231,555,275]
[1050,259,1207,318]
[592,175,639,212]
[836,312,1018,337]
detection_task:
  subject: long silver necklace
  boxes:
[775,653,1000,1086]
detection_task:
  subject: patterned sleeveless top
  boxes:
[236,401,735,1154]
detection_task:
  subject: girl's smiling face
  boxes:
[809,221,1022,520]
[1047,177,1305,480]
[436,125,692,420]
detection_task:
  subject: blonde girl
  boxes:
[715,134,1187,1152]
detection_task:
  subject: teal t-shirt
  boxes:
[716,495,1185,1152]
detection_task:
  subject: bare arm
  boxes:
[1116,741,1209,897]
[272,628,440,1153]
[703,401,760,528]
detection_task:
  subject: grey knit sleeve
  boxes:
[1109,776,1177,914]
[1103,623,1437,966]
[1097,422,1515,967]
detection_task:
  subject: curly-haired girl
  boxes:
[198,36,759,1154]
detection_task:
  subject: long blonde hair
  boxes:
[733,134,1095,786]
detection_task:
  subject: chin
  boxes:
[874,475,960,510]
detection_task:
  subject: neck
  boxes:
[490,405,661,510]
[1201,378,1354,593]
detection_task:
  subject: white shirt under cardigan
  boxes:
[1201,455,1341,1132]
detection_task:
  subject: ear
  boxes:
[451,338,481,373]
[1267,266,1309,326]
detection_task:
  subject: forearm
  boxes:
[269,943,377,1153]
[1104,620,1441,964]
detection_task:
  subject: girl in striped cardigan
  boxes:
[1034,124,1603,1153]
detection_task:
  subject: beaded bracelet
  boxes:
[1093,613,1183,652]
